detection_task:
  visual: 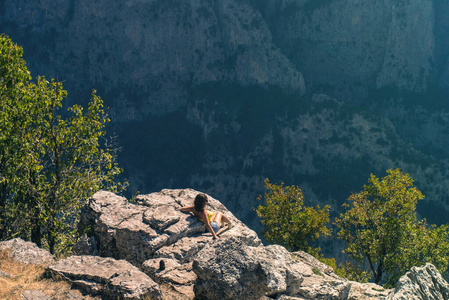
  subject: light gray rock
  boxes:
[78,189,260,299]
[387,263,449,300]
[190,233,392,300]
[152,236,210,263]
[79,189,261,265]
[47,255,162,300]
[348,282,390,300]
[79,190,168,263]
[142,258,197,286]
[291,251,391,299]
[0,269,15,278]
[276,296,307,300]
[72,234,97,256]
[20,290,51,300]
[192,236,304,299]
[291,251,339,279]
[142,258,196,300]
[0,238,55,267]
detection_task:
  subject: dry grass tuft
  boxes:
[0,250,98,300]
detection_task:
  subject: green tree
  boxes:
[335,169,449,286]
[256,178,330,253]
[0,34,33,240]
[0,34,125,255]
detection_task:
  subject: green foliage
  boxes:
[335,169,449,286]
[312,267,324,277]
[256,178,330,253]
[0,34,126,255]
[0,34,33,241]
[336,261,370,283]
[317,256,370,283]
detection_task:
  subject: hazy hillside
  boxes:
[2,0,449,254]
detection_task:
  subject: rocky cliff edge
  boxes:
[1,189,448,300]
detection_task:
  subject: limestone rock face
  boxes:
[4,190,449,299]
[79,189,260,265]
[264,0,436,93]
[0,0,305,121]
[191,235,391,300]
[0,238,55,267]
[387,263,449,300]
[78,190,449,299]
[77,189,261,299]
[2,0,443,113]
[47,255,162,300]
[192,236,304,299]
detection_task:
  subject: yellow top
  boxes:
[198,211,213,223]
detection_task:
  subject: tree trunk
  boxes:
[48,229,56,255]
[31,216,41,247]
[374,260,384,284]
[0,182,7,241]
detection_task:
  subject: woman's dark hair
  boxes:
[194,193,208,212]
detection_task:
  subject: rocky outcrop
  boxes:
[388,263,449,300]
[47,255,162,299]
[77,189,261,299]
[192,236,305,299]
[75,189,447,299]
[2,189,449,299]
[142,258,197,299]
[0,238,55,267]
[78,189,260,265]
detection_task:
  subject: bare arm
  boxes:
[180,206,194,212]
[205,223,218,239]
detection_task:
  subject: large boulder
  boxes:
[192,236,355,299]
[78,189,261,265]
[78,189,261,299]
[192,236,304,299]
[387,263,449,300]
[0,238,55,267]
[191,235,396,300]
[46,255,162,300]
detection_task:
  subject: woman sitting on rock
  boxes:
[181,193,232,239]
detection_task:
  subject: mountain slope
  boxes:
[2,0,449,254]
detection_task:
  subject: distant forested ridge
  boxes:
[3,0,449,256]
